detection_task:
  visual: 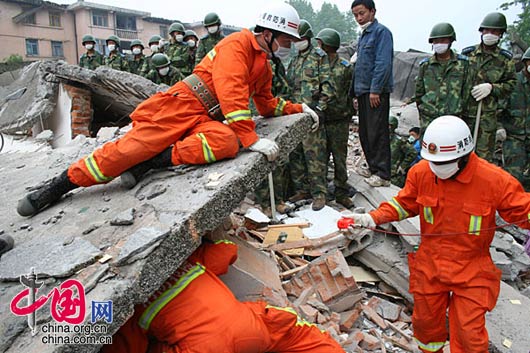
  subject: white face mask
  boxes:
[294,39,309,52]
[158,66,170,76]
[482,33,500,46]
[132,47,142,55]
[433,43,449,55]
[108,44,116,52]
[527,65,530,74]
[360,21,372,32]
[429,161,459,179]
[150,44,159,53]
[175,34,184,43]
[408,135,416,143]
[207,25,219,34]
[85,44,94,50]
[273,38,291,60]
[187,40,196,48]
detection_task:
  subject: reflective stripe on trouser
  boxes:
[138,263,206,330]
[68,84,239,187]
[415,338,445,352]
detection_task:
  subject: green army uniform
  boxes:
[390,133,418,187]
[167,42,192,76]
[195,32,225,66]
[140,54,156,77]
[128,55,146,76]
[415,51,472,132]
[286,45,333,201]
[79,51,103,70]
[145,66,183,86]
[500,70,530,188]
[324,55,354,201]
[104,52,129,72]
[462,44,516,162]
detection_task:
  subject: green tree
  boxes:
[289,0,358,44]
[500,0,530,48]
[3,54,23,64]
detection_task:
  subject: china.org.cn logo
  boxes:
[9,267,113,335]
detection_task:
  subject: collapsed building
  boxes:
[0,58,529,353]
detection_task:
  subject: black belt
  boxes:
[182,74,224,121]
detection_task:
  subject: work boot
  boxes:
[312,194,326,211]
[364,175,391,187]
[17,170,78,217]
[336,196,354,209]
[288,190,311,203]
[276,201,293,214]
[0,234,14,256]
[120,147,173,189]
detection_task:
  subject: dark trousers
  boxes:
[357,93,391,180]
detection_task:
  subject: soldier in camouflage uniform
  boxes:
[145,53,183,86]
[286,20,333,211]
[104,35,129,72]
[462,12,516,162]
[128,39,146,76]
[315,28,355,208]
[167,22,190,77]
[195,13,225,66]
[140,35,163,77]
[79,34,103,70]
[500,47,530,189]
[389,116,417,187]
[183,30,199,76]
[415,23,472,133]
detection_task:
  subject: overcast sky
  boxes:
[59,0,520,52]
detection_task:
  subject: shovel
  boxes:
[473,100,483,149]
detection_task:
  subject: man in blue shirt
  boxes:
[351,0,394,187]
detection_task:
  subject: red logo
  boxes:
[428,143,437,154]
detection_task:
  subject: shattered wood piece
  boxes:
[362,304,388,329]
[383,333,415,352]
[369,328,386,353]
[365,289,406,303]
[350,265,381,282]
[291,257,309,266]
[248,229,266,241]
[265,231,342,252]
[98,254,112,264]
[263,226,306,255]
[268,222,310,229]
[280,264,309,279]
[385,320,412,342]
[276,250,297,269]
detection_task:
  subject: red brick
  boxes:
[359,332,380,351]
[340,306,362,331]
[298,304,318,323]
[362,304,387,329]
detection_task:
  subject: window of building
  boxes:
[95,38,108,56]
[22,12,36,25]
[51,41,64,57]
[116,14,136,30]
[26,39,39,56]
[49,11,61,27]
[92,10,108,27]
[160,25,168,39]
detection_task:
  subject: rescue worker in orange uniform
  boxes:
[17,2,320,217]
[101,239,345,353]
[346,115,530,353]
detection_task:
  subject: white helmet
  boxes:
[255,1,301,39]
[421,115,474,162]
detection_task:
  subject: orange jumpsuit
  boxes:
[370,153,530,353]
[69,29,303,186]
[102,240,344,353]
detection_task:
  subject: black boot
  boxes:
[17,170,78,217]
[120,147,173,189]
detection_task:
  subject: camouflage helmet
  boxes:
[151,53,170,68]
[522,48,530,61]
[204,12,221,26]
[479,12,507,31]
[169,22,185,35]
[106,35,121,47]
[184,30,199,41]
[298,19,313,39]
[82,34,96,45]
[316,28,341,48]
[148,35,162,45]
[429,23,456,43]
[389,115,399,129]
[130,39,144,49]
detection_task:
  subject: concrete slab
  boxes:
[0,111,312,353]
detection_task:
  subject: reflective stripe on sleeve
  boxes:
[468,215,482,236]
[207,49,216,61]
[389,198,409,221]
[138,263,205,330]
[265,305,313,328]
[197,133,216,163]
[225,110,252,124]
[423,207,434,224]
[414,338,446,352]
[214,239,235,245]
[84,153,113,183]
[274,98,287,116]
